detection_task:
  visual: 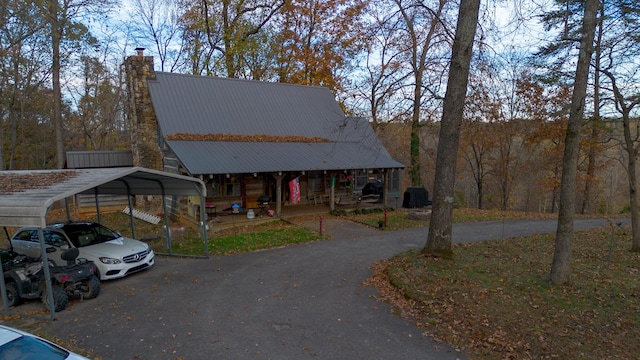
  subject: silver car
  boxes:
[10,221,154,280]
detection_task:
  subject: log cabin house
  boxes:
[124,49,404,220]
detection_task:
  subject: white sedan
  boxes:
[10,221,155,280]
[0,324,89,359]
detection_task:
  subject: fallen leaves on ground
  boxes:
[365,225,640,359]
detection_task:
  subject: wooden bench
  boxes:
[335,194,380,209]
[360,194,380,203]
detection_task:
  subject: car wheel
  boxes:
[41,284,69,312]
[5,282,21,307]
[81,275,101,299]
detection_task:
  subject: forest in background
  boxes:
[1,0,639,215]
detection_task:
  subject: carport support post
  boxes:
[127,194,136,239]
[200,195,208,256]
[38,228,56,320]
[383,169,388,208]
[0,266,9,312]
[94,188,102,224]
[64,198,71,221]
[330,174,336,212]
[161,190,172,255]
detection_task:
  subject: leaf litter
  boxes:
[364,224,640,359]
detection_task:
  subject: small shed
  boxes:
[66,151,135,214]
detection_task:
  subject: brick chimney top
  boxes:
[135,47,145,57]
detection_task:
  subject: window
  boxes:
[354,170,368,190]
[389,169,401,192]
[43,231,68,247]
[208,177,221,197]
[308,171,324,192]
[225,179,241,196]
[13,230,36,242]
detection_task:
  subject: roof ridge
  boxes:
[155,72,331,91]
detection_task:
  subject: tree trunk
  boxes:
[627,142,640,251]
[49,0,64,169]
[582,4,604,215]
[551,0,599,285]
[423,0,480,258]
[409,34,425,187]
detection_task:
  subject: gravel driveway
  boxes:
[36,217,616,359]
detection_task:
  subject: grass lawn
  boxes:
[367,224,640,359]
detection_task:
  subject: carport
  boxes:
[0,167,207,319]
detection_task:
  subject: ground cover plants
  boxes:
[366,224,640,359]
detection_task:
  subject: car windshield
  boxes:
[62,223,121,248]
[0,335,69,360]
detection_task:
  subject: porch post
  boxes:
[275,172,285,217]
[383,169,389,208]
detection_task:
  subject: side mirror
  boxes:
[46,247,57,253]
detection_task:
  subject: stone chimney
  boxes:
[124,48,162,170]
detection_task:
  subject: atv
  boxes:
[2,247,100,312]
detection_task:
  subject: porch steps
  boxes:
[122,206,162,225]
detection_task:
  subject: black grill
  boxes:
[125,263,151,275]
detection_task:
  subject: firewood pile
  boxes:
[165,133,331,143]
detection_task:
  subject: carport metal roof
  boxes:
[1,167,207,319]
[0,167,206,228]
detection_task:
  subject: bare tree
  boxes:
[351,2,410,128]
[130,0,185,72]
[423,0,480,258]
[44,0,116,168]
[393,0,451,187]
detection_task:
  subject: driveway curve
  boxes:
[41,217,617,359]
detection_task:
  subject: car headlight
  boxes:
[99,257,121,265]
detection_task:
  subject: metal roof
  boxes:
[147,73,404,174]
[0,167,206,228]
[66,150,133,169]
[167,141,405,175]
[148,73,347,138]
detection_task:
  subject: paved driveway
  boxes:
[40,217,616,359]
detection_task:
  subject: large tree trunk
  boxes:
[551,0,599,285]
[423,0,480,258]
[627,142,640,251]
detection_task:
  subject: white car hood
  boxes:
[78,237,148,260]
